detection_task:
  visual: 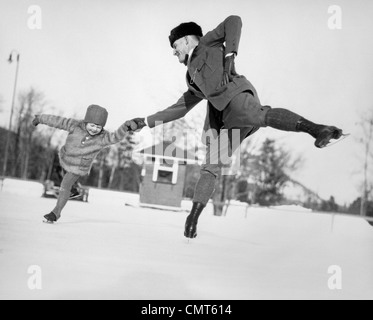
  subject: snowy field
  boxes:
[0,179,372,300]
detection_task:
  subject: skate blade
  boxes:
[184,236,197,244]
[43,220,55,224]
[323,133,350,148]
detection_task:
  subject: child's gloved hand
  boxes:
[32,115,41,126]
[125,118,146,131]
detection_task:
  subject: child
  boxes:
[33,104,132,223]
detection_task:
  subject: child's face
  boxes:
[86,123,103,136]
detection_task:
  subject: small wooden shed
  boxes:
[138,141,198,209]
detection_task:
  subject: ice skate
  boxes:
[69,189,81,200]
[314,126,344,148]
[296,118,345,148]
[43,212,58,224]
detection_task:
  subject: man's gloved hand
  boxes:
[125,117,147,131]
[221,54,238,86]
[32,115,41,127]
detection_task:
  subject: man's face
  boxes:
[172,37,189,64]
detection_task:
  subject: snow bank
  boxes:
[270,204,313,212]
[0,178,44,198]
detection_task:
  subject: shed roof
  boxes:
[137,141,199,163]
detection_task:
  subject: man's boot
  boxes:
[296,118,343,148]
[185,202,205,238]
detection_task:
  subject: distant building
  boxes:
[137,141,198,209]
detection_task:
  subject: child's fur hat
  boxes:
[84,105,108,127]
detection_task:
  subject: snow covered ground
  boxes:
[0,179,372,300]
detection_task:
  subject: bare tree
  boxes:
[12,88,46,178]
[96,148,110,189]
[105,133,136,190]
[358,110,373,216]
[107,146,119,189]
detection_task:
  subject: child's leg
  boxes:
[52,172,80,220]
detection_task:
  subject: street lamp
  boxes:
[1,50,20,184]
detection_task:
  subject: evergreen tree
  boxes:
[249,138,301,206]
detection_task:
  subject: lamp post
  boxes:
[1,50,20,185]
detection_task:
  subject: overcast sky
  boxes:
[1,0,372,204]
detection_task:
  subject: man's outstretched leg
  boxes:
[228,92,344,148]
[264,108,343,148]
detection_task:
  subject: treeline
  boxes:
[1,88,371,218]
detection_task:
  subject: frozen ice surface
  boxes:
[0,180,372,300]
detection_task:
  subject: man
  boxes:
[125,15,344,239]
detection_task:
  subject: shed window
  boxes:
[152,158,179,184]
[157,170,173,183]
